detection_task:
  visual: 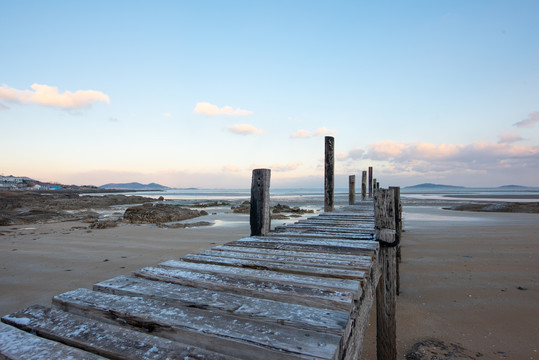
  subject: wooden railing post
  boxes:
[374,188,397,360]
[348,175,356,205]
[361,171,367,201]
[368,166,373,199]
[390,186,402,296]
[250,169,271,236]
[324,136,334,212]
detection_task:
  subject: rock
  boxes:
[272,203,314,214]
[0,214,13,226]
[160,221,213,229]
[123,204,203,224]
[231,201,250,214]
[89,220,119,229]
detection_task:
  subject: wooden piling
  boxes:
[361,171,367,201]
[390,186,402,296]
[324,136,335,212]
[348,175,356,205]
[368,167,373,198]
[374,188,397,360]
[250,169,271,236]
[373,178,377,193]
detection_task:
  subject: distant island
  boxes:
[403,183,466,190]
[403,183,536,191]
[99,182,170,191]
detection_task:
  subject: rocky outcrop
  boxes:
[0,192,153,226]
[272,203,314,214]
[123,203,205,224]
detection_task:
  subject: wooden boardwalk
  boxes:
[0,202,385,360]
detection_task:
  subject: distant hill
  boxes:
[496,185,530,190]
[99,182,169,190]
[403,183,466,190]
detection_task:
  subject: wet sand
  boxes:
[362,207,539,359]
[1,205,538,359]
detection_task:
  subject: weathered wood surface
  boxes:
[349,175,356,205]
[1,204,381,360]
[250,168,271,236]
[324,136,335,212]
[0,321,106,360]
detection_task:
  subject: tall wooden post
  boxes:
[390,186,402,296]
[373,178,377,193]
[368,166,373,199]
[250,169,271,236]
[361,171,367,201]
[324,136,334,212]
[348,175,356,205]
[374,188,397,360]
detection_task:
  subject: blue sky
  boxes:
[1,0,538,188]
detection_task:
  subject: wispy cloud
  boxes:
[498,131,523,144]
[513,111,539,128]
[222,164,242,172]
[291,129,311,138]
[313,127,338,136]
[290,127,338,138]
[162,113,172,117]
[0,83,110,109]
[193,102,253,116]
[227,124,263,135]
[271,162,302,172]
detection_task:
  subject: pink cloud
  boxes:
[312,127,338,136]
[222,164,242,172]
[291,129,311,138]
[270,162,302,172]
[513,112,539,128]
[498,132,523,144]
[290,127,338,138]
[193,102,253,116]
[0,83,110,109]
[227,124,263,135]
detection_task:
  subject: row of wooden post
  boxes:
[249,136,400,359]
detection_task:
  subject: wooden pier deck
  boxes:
[0,202,386,360]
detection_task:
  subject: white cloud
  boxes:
[313,127,338,136]
[290,127,338,139]
[227,124,263,135]
[193,102,253,116]
[291,129,311,138]
[513,112,539,128]
[162,113,172,117]
[0,83,110,109]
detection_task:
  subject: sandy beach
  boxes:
[1,196,538,359]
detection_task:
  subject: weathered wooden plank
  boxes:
[2,305,234,360]
[0,321,106,360]
[201,247,373,269]
[181,254,368,279]
[276,224,374,233]
[97,275,350,332]
[158,260,362,291]
[53,289,342,360]
[224,239,376,256]
[94,275,349,334]
[268,231,374,241]
[134,266,354,311]
[245,236,379,251]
